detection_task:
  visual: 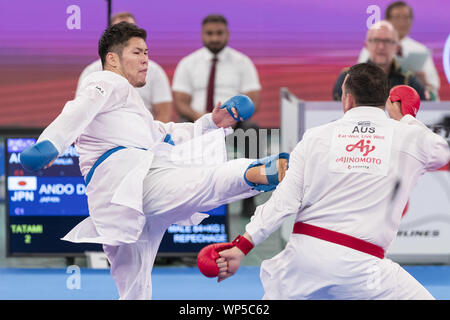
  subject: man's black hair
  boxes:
[344,63,389,107]
[98,21,147,68]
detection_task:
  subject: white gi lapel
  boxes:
[111,149,154,212]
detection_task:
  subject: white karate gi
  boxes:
[37,70,259,299]
[246,107,450,300]
[76,59,173,112]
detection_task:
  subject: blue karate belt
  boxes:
[84,138,171,186]
[85,146,126,186]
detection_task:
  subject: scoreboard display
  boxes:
[5,136,229,256]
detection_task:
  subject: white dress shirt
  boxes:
[358,36,440,96]
[76,59,173,112]
[246,107,450,251]
[172,46,261,113]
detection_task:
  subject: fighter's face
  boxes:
[117,37,148,88]
[366,27,398,68]
[202,22,229,54]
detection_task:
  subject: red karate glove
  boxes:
[389,85,421,118]
[197,243,234,278]
[197,235,255,278]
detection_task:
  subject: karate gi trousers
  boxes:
[103,156,258,299]
[260,234,434,300]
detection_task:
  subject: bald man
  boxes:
[333,21,426,101]
[358,1,440,100]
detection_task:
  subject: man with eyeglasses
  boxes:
[333,21,426,101]
[357,1,440,100]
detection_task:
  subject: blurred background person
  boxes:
[172,14,262,217]
[333,20,426,101]
[76,12,173,123]
[172,14,261,122]
[358,1,440,100]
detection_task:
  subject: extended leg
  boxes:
[142,155,289,221]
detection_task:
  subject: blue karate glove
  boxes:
[20,140,59,172]
[220,94,255,122]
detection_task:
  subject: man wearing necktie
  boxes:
[173,14,261,122]
[206,55,218,113]
[173,14,262,217]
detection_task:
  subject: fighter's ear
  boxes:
[105,51,120,68]
[343,92,356,112]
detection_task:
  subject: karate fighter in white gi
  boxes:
[19,22,289,300]
[209,63,450,299]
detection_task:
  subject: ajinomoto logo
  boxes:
[345,139,376,157]
[8,177,37,191]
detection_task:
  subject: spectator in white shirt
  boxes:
[358,1,440,100]
[76,12,173,122]
[172,14,261,122]
[172,14,262,217]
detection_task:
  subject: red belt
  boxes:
[292,222,385,259]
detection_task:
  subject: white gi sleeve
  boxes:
[153,113,226,146]
[400,115,450,171]
[75,60,102,98]
[37,77,127,155]
[245,136,308,246]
